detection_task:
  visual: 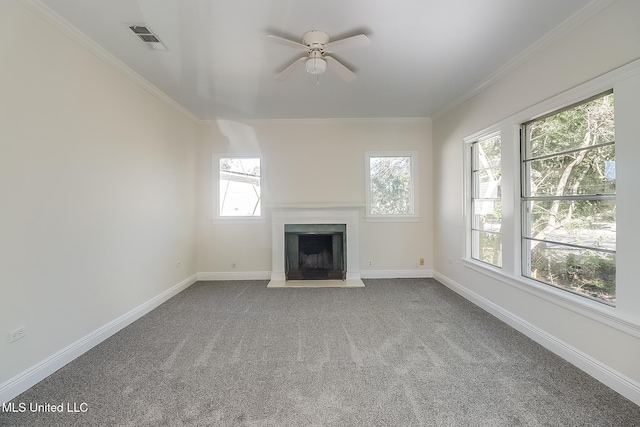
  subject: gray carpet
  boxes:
[2,279,639,426]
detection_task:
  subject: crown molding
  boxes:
[18,0,200,123]
[201,117,432,126]
[433,0,616,120]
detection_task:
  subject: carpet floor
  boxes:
[2,278,639,426]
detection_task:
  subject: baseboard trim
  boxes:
[0,274,198,404]
[197,271,272,281]
[433,271,640,406]
[360,269,433,279]
[197,270,433,281]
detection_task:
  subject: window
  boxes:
[217,156,261,218]
[366,151,418,220]
[471,134,502,267]
[521,91,615,305]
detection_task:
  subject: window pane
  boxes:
[522,91,615,305]
[472,168,501,198]
[475,135,501,169]
[524,200,616,251]
[219,158,260,216]
[472,230,502,267]
[472,200,502,233]
[370,156,412,215]
[470,134,501,268]
[525,243,615,304]
[526,145,615,197]
[527,93,614,160]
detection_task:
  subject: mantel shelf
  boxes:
[268,204,365,210]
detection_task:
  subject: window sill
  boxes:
[461,257,640,339]
[211,216,266,224]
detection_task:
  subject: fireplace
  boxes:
[285,224,346,280]
[269,206,363,285]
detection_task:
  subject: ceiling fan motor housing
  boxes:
[302,31,329,75]
[302,30,330,52]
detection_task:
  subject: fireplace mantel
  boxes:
[270,205,362,282]
[268,203,365,210]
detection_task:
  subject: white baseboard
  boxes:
[0,274,198,404]
[197,271,272,281]
[433,271,640,406]
[198,270,433,281]
[360,269,433,279]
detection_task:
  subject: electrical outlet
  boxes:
[9,326,26,343]
[419,258,425,266]
[176,260,181,268]
[231,261,237,269]
[449,258,453,264]
[368,260,372,267]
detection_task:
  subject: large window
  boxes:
[521,91,615,305]
[217,157,261,217]
[366,151,418,219]
[471,134,502,267]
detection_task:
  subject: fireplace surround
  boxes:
[269,206,362,285]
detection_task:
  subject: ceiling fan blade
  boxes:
[325,56,357,82]
[274,57,306,81]
[324,34,370,53]
[264,35,307,50]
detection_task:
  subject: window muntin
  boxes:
[521,91,615,305]
[471,134,502,267]
[366,152,417,218]
[526,145,616,197]
[218,157,261,217]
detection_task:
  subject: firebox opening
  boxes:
[284,224,346,280]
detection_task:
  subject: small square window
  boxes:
[366,151,418,220]
[215,156,261,218]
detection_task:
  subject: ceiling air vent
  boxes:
[128,24,167,50]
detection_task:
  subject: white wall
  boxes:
[433,0,640,401]
[0,0,198,395]
[197,119,433,278]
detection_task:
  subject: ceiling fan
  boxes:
[265,30,370,82]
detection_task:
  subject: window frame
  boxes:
[469,132,503,268]
[212,153,264,223]
[365,151,419,222]
[520,90,616,306]
[459,58,640,331]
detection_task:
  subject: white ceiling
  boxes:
[37,0,599,120]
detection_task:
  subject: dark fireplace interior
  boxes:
[285,224,346,280]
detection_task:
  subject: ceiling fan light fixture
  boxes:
[268,30,367,82]
[305,57,326,75]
